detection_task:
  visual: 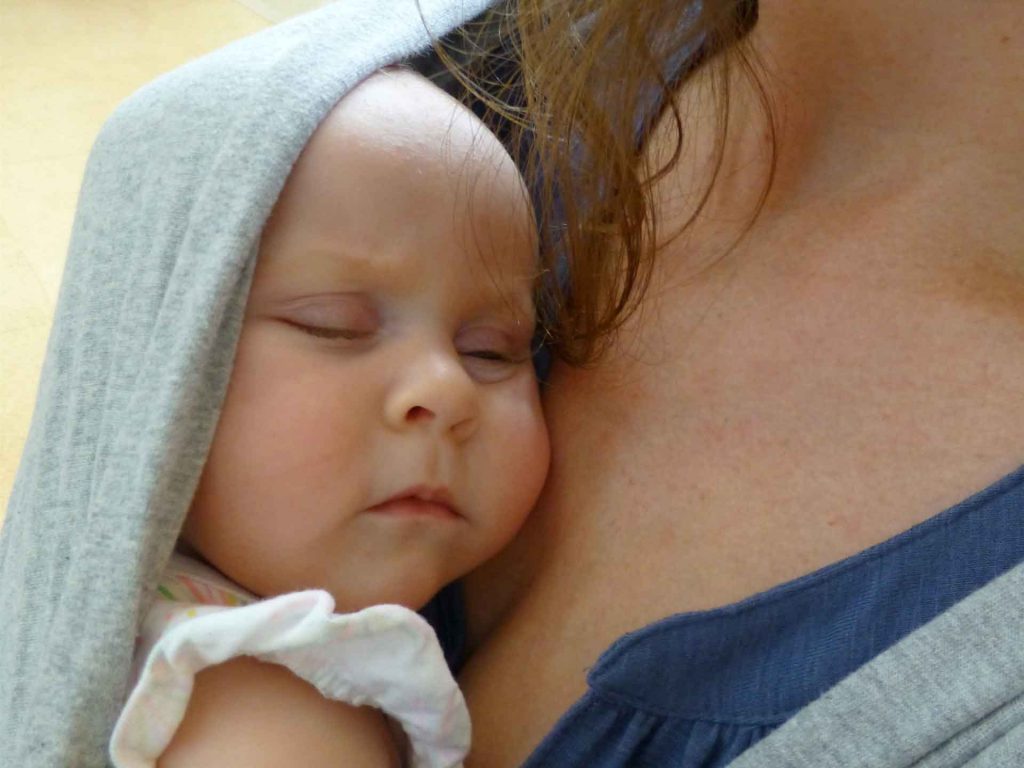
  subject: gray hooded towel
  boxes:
[0,2,495,765]
[2,0,1024,766]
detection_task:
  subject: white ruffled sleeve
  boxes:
[110,575,469,768]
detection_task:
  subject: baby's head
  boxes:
[180,69,549,611]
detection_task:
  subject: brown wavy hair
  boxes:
[415,0,774,365]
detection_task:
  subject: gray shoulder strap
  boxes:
[729,561,1024,767]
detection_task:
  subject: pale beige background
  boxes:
[0,0,331,523]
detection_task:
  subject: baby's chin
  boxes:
[175,537,454,612]
[318,578,447,614]
[248,562,449,614]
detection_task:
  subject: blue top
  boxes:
[426,463,1024,766]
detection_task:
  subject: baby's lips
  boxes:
[368,484,463,519]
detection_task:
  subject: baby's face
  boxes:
[182,71,549,611]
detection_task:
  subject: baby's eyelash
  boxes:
[291,323,368,341]
[464,350,508,361]
[463,349,531,365]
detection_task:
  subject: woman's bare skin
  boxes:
[460,3,1024,764]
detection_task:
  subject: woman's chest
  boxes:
[460,402,1024,767]
[460,240,1024,763]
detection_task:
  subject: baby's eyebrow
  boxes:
[474,289,537,327]
[261,239,401,284]
[284,242,380,269]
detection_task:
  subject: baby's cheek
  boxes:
[522,420,552,511]
[494,396,551,532]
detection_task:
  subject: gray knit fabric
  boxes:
[731,560,1024,767]
[2,2,1022,766]
[0,2,494,766]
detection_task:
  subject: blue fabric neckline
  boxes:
[518,462,1024,767]
[586,462,1024,721]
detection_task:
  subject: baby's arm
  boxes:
[157,657,401,768]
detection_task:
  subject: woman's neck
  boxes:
[648,1,1023,287]
[753,0,1023,208]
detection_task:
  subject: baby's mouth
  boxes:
[367,485,462,520]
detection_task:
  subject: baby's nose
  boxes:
[385,353,480,441]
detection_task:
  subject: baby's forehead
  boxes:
[273,67,536,259]
[318,68,519,180]
[257,70,537,306]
